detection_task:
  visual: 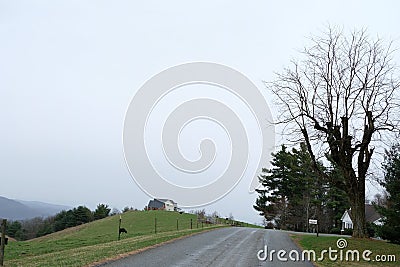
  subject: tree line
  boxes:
[6,204,112,240]
[254,142,400,243]
[254,143,349,234]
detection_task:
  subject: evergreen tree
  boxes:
[254,144,348,232]
[54,210,69,231]
[5,221,23,240]
[93,204,111,220]
[376,144,400,243]
[289,143,322,231]
[324,168,349,232]
[254,145,294,229]
[73,206,93,225]
[53,207,92,231]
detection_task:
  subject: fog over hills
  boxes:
[0,196,71,220]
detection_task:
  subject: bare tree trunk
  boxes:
[347,169,367,237]
[350,190,367,237]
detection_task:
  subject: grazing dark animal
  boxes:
[119,228,128,234]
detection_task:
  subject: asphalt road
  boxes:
[100,228,314,267]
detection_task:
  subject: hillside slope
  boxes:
[29,209,199,243]
[4,210,220,267]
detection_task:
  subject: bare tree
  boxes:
[196,209,206,222]
[372,192,388,207]
[268,27,400,237]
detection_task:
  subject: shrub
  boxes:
[343,228,353,235]
[330,227,341,235]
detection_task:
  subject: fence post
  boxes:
[0,219,6,267]
[176,218,179,231]
[118,215,122,241]
[190,219,192,229]
[155,217,157,234]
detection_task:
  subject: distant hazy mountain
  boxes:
[0,196,71,221]
[17,200,71,216]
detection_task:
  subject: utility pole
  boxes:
[0,219,7,266]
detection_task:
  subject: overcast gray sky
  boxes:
[1,1,399,224]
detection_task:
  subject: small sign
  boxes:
[309,219,318,225]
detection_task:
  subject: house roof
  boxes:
[344,204,382,223]
[148,199,164,209]
[340,210,351,221]
[365,204,382,223]
[155,198,176,204]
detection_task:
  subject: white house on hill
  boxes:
[341,204,383,231]
[147,199,178,211]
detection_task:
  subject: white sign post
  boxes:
[308,219,318,225]
[308,219,319,237]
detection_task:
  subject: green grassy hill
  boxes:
[4,210,222,267]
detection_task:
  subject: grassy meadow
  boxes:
[3,210,224,267]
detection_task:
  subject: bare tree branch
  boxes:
[267,26,400,238]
